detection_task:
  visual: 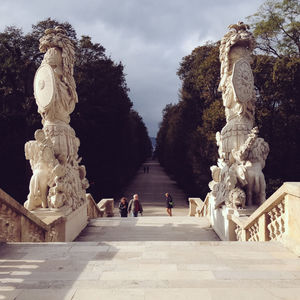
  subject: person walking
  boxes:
[165,192,174,216]
[119,197,128,217]
[128,194,143,217]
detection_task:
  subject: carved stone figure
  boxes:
[232,131,270,205]
[226,187,246,209]
[24,129,58,210]
[208,22,269,208]
[25,26,89,211]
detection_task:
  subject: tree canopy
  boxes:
[0,18,152,203]
[248,0,300,57]
[156,0,300,198]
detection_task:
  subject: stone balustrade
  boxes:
[189,195,210,218]
[86,194,114,218]
[0,189,64,242]
[198,194,210,218]
[1,189,114,242]
[190,182,300,255]
[231,182,300,250]
[97,198,114,217]
[188,198,204,216]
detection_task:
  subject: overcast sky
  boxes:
[0,0,265,136]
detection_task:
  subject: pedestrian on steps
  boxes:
[165,193,174,216]
[128,194,143,217]
[119,197,128,217]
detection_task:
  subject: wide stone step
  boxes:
[77,216,220,242]
[1,240,300,300]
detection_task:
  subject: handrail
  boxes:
[86,194,114,219]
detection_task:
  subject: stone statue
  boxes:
[209,22,269,208]
[25,26,89,211]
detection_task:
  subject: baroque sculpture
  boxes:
[24,26,89,211]
[209,22,269,209]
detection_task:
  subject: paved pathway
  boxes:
[119,160,188,216]
[1,241,300,300]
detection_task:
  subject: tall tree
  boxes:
[248,0,300,57]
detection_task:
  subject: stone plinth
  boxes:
[65,202,88,241]
[32,202,88,242]
[208,193,257,241]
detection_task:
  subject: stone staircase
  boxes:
[1,216,300,300]
[76,216,220,242]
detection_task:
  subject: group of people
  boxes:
[119,194,143,217]
[118,192,174,217]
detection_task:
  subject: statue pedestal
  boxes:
[64,202,87,241]
[31,202,88,242]
[209,194,258,241]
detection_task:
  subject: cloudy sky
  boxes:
[0,0,265,136]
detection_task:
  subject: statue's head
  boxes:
[228,187,246,208]
[34,129,46,142]
[221,22,255,59]
[43,47,63,70]
[218,21,255,92]
[248,138,270,163]
[39,26,78,103]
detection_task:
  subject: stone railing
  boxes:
[86,194,114,219]
[198,194,210,217]
[231,182,300,254]
[188,198,203,216]
[189,194,210,217]
[0,189,64,242]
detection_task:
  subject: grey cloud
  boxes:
[0,0,265,136]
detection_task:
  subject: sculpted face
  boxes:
[34,129,46,142]
[44,47,63,72]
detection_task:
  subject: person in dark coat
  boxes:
[165,192,174,216]
[119,197,128,217]
[128,194,143,217]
